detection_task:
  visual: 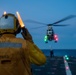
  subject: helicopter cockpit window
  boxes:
[0,16,14,29]
[48,26,52,30]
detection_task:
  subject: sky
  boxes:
[0,0,76,49]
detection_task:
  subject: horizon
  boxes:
[41,49,76,50]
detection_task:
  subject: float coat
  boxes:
[0,34,46,75]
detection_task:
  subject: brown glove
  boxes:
[21,27,34,43]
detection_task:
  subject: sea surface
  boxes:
[41,49,76,57]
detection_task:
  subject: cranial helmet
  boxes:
[0,13,21,35]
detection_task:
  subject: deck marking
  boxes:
[63,56,72,75]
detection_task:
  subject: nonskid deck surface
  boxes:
[31,56,76,75]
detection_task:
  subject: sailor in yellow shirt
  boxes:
[0,13,46,75]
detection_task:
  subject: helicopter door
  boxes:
[47,30,53,40]
[47,30,52,36]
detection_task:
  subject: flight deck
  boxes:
[31,56,76,75]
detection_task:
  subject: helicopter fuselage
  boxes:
[47,26,54,40]
[44,25,58,43]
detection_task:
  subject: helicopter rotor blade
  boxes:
[52,24,69,26]
[52,15,76,25]
[24,15,75,29]
[31,25,46,29]
[24,19,47,25]
[31,24,68,29]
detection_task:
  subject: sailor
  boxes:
[50,47,54,57]
[0,13,46,75]
[50,50,54,57]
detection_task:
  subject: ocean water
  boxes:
[41,49,76,57]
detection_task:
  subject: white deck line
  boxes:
[63,57,72,75]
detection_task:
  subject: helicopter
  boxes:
[25,15,76,43]
[44,25,58,43]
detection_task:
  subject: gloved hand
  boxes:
[21,27,34,43]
